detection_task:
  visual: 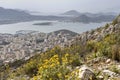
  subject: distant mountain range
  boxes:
[61,10,116,23]
[71,14,115,23]
[0,7,117,24]
[61,10,80,16]
[0,7,66,24]
[61,10,117,17]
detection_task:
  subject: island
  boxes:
[33,22,53,26]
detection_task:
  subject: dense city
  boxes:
[0,30,75,65]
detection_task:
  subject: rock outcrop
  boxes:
[78,65,96,80]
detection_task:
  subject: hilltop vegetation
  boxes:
[0,15,120,80]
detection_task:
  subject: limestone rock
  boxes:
[98,76,104,80]
[106,59,111,64]
[102,70,116,77]
[78,65,96,80]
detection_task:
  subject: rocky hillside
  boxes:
[69,15,120,45]
[0,15,120,80]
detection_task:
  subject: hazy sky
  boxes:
[0,0,120,13]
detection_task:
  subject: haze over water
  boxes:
[0,21,107,34]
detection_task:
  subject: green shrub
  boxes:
[71,58,81,67]
[110,65,120,74]
[105,23,109,29]
[111,45,120,61]
[112,15,120,25]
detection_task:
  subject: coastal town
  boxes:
[0,30,76,65]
